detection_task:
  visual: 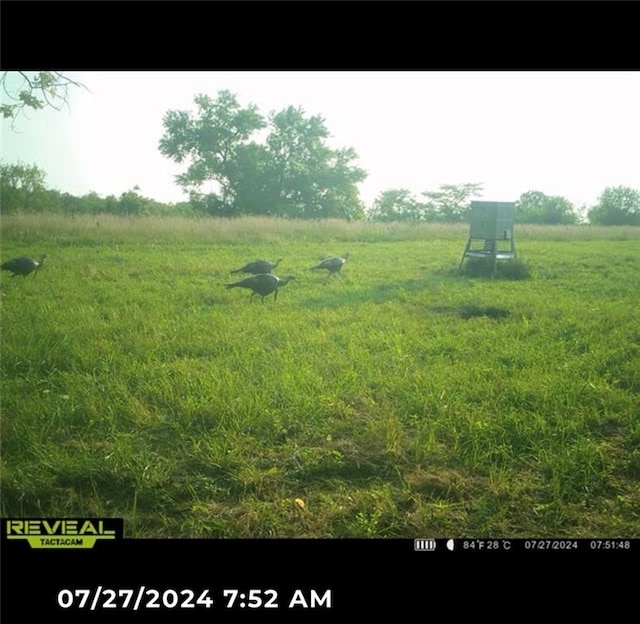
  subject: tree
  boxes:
[1,72,86,127]
[159,91,367,219]
[368,189,422,222]
[79,191,108,215]
[159,90,266,211]
[265,106,330,217]
[311,146,366,220]
[0,161,48,212]
[587,186,640,226]
[421,183,484,222]
[116,188,166,217]
[515,190,579,225]
[264,107,365,219]
[231,143,276,216]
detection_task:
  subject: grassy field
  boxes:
[1,214,639,538]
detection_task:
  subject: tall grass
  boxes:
[1,215,639,537]
[2,213,638,246]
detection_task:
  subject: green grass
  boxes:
[1,215,639,538]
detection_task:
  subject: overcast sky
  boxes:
[2,71,639,211]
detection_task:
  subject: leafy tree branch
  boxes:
[1,71,87,128]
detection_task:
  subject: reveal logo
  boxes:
[2,518,123,549]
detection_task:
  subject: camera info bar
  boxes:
[414,538,635,553]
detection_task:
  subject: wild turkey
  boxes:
[225,273,295,302]
[310,252,350,276]
[1,253,47,278]
[230,258,283,275]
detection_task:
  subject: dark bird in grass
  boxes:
[225,273,295,302]
[1,254,47,278]
[230,258,283,275]
[310,252,350,276]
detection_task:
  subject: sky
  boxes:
[2,71,639,213]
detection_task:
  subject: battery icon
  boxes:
[414,538,437,551]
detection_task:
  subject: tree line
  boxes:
[368,185,640,226]
[2,159,638,226]
[1,80,639,225]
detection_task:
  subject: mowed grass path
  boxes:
[1,216,639,537]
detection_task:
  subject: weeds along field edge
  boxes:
[1,216,639,538]
[2,213,640,246]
